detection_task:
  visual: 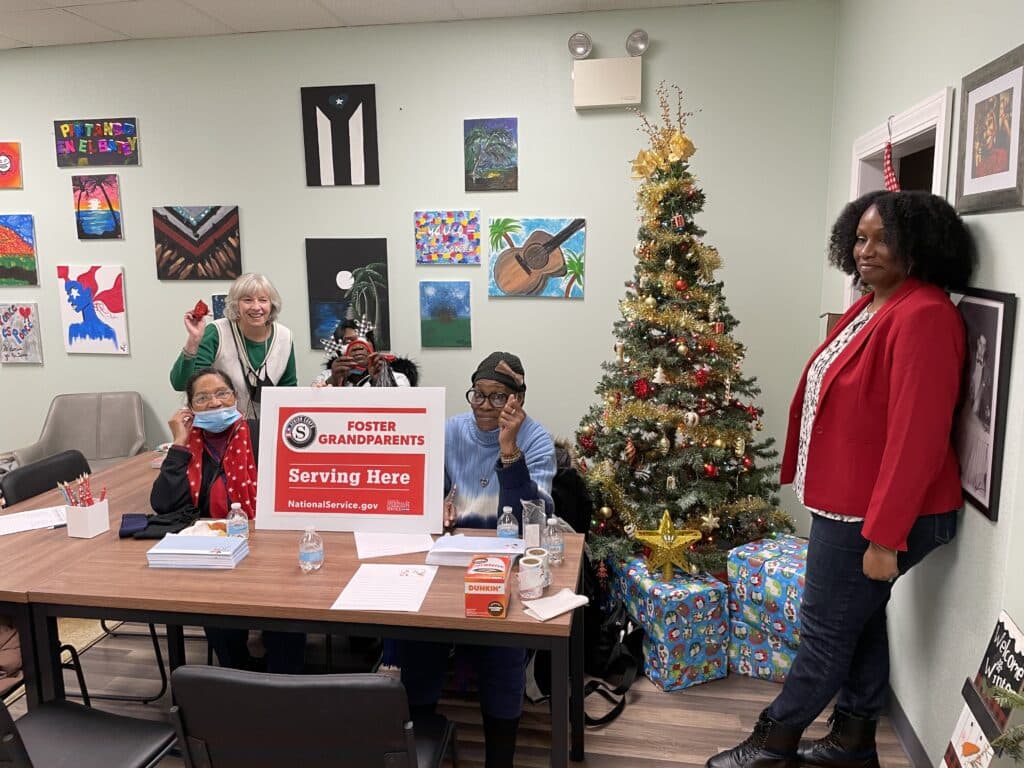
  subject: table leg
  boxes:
[166,624,186,670]
[570,605,585,761]
[31,610,61,702]
[551,637,569,768]
[11,606,39,709]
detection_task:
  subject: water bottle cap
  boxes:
[502,506,512,513]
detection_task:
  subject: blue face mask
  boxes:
[192,405,242,433]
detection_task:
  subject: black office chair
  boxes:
[171,665,457,768]
[0,695,176,768]
[0,450,91,507]
[0,450,167,706]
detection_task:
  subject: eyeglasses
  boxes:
[192,389,236,407]
[465,389,511,408]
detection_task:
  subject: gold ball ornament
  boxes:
[713,438,724,449]
[677,343,690,357]
[658,435,671,455]
[635,511,702,580]
[755,421,764,431]
[644,295,657,308]
[599,506,613,519]
[665,258,676,270]
[581,424,595,437]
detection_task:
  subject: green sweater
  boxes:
[169,322,298,391]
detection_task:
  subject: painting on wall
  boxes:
[211,293,227,320]
[955,44,1024,213]
[414,210,481,265]
[153,206,241,280]
[305,238,389,350]
[419,281,471,348]
[488,217,585,298]
[56,265,129,354]
[72,174,122,240]
[301,84,380,187]
[54,118,139,167]
[0,214,37,286]
[464,117,518,192]
[0,302,42,364]
[0,142,23,188]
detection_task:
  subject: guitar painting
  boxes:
[489,217,586,298]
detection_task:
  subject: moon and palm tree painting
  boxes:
[464,118,518,192]
[305,238,390,351]
[72,175,122,240]
[0,214,37,286]
[419,281,471,348]
[488,217,585,299]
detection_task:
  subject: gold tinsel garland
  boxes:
[589,460,638,529]
[598,400,753,447]
[637,177,695,216]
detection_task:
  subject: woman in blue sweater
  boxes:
[399,351,555,768]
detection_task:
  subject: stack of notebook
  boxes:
[425,533,525,566]
[146,534,249,569]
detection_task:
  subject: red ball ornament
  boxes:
[742,456,754,469]
[580,435,597,453]
[707,341,718,353]
[633,378,652,399]
[694,368,710,388]
[675,279,688,292]
[703,462,718,478]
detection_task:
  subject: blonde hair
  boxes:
[225,273,282,323]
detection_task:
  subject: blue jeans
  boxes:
[767,511,956,728]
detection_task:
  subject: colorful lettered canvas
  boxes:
[419,281,471,348]
[0,214,37,286]
[56,265,129,354]
[0,303,42,363]
[211,293,227,320]
[72,174,122,240]
[0,143,23,188]
[153,206,241,280]
[305,238,390,350]
[488,217,585,298]
[54,118,139,167]
[301,85,380,186]
[414,210,481,265]
[464,117,518,192]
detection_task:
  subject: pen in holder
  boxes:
[66,499,109,538]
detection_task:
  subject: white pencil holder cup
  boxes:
[66,500,109,538]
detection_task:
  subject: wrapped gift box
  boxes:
[610,557,729,691]
[727,535,807,650]
[726,619,798,683]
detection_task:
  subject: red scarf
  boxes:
[185,419,257,519]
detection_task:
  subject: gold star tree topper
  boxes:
[635,510,702,581]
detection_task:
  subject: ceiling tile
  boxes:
[184,0,339,32]
[451,0,586,20]
[67,0,236,38]
[2,8,127,45]
[316,0,460,26]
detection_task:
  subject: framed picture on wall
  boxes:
[955,44,1024,214]
[953,288,1017,520]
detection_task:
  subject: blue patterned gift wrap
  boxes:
[726,619,798,683]
[610,557,729,691]
[727,535,807,649]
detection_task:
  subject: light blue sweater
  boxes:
[444,411,555,529]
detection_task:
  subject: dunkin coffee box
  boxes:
[465,555,513,618]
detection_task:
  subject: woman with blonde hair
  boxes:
[170,273,297,419]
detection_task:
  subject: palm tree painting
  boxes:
[305,238,390,350]
[464,117,518,191]
[488,217,586,299]
[72,174,122,240]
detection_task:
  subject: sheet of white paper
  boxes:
[332,564,438,612]
[354,532,436,560]
[0,506,67,536]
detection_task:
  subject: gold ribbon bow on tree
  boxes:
[635,510,702,581]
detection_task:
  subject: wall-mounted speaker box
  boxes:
[572,57,642,109]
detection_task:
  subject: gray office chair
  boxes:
[0,695,175,768]
[12,392,146,473]
[171,665,457,768]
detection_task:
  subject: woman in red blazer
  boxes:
[708,191,975,768]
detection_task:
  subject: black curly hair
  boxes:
[828,190,976,291]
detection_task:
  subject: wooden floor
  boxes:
[8,625,913,767]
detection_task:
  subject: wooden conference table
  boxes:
[2,453,587,766]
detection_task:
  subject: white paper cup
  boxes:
[525,547,550,588]
[517,556,544,599]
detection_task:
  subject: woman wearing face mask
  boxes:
[170,273,297,420]
[151,368,305,672]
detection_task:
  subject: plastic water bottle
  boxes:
[226,503,249,539]
[299,527,324,573]
[545,517,564,566]
[497,506,518,538]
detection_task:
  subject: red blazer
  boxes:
[780,278,965,550]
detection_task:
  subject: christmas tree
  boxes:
[576,84,793,574]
